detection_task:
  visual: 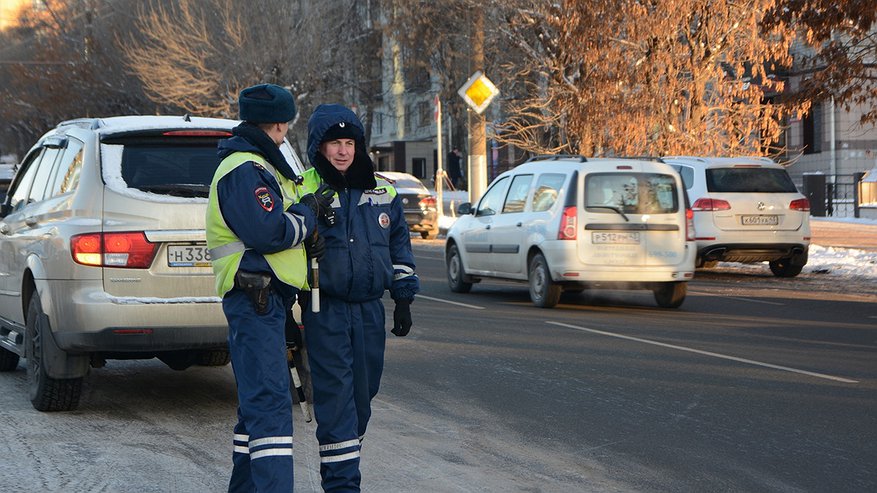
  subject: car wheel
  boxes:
[446,243,473,293]
[769,258,804,277]
[26,293,83,412]
[529,253,561,308]
[0,347,19,372]
[197,350,231,366]
[653,282,687,308]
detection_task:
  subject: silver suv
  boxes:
[0,116,305,411]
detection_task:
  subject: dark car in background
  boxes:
[0,164,14,203]
[379,171,439,239]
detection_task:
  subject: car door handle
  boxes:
[0,223,8,235]
[516,222,522,227]
[25,217,38,227]
[485,225,491,230]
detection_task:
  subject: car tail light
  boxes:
[685,208,695,241]
[789,198,810,212]
[558,206,577,240]
[71,232,157,268]
[419,196,437,210]
[691,198,731,211]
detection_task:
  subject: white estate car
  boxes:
[0,116,306,411]
[662,156,810,277]
[445,156,696,308]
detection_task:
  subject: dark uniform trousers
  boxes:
[303,295,387,492]
[224,289,295,493]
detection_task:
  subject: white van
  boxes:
[445,156,696,308]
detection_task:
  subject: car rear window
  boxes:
[392,176,427,191]
[119,142,221,198]
[585,172,679,214]
[706,167,798,193]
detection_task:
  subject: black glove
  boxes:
[299,185,336,226]
[303,232,325,260]
[391,299,413,337]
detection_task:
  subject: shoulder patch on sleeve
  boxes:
[254,186,275,211]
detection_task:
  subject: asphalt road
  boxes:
[0,239,875,492]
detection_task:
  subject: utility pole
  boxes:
[435,95,444,219]
[467,9,486,203]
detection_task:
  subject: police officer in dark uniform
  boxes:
[296,104,419,492]
[206,84,332,493]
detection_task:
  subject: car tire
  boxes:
[197,350,231,366]
[0,347,19,372]
[653,282,687,308]
[446,243,473,293]
[26,293,83,412]
[529,253,561,308]
[769,258,804,277]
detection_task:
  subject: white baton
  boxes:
[311,257,320,313]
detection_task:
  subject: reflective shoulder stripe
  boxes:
[209,241,245,260]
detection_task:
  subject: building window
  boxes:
[404,104,413,133]
[417,101,431,128]
[375,112,383,135]
[802,102,822,155]
[412,158,426,179]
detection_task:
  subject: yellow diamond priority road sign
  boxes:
[458,71,499,115]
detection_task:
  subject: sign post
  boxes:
[458,71,499,203]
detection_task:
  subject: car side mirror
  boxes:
[456,202,473,215]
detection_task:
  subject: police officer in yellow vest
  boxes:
[297,104,419,491]
[206,84,333,493]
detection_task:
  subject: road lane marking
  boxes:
[688,290,785,305]
[415,294,486,310]
[546,321,859,384]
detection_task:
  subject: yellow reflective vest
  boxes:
[206,152,309,297]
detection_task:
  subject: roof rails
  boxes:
[56,118,103,130]
[525,154,587,163]
[614,155,666,163]
[663,155,775,164]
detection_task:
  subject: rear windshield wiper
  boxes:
[135,184,209,198]
[588,205,630,222]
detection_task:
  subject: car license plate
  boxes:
[591,231,641,244]
[741,215,778,225]
[167,244,211,267]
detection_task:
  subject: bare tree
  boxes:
[121,0,295,118]
[0,0,151,156]
[498,0,810,158]
[765,0,877,126]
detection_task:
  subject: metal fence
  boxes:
[803,173,868,218]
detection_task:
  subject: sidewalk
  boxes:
[810,218,877,252]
